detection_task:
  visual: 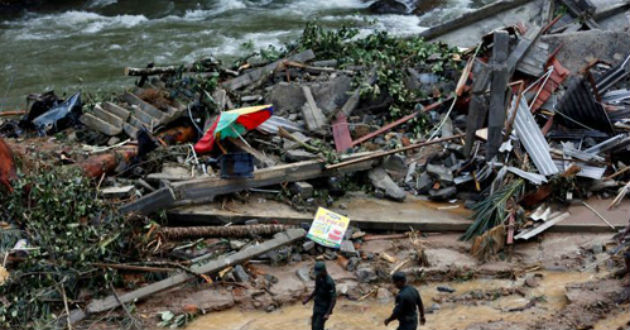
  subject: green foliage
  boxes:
[0,166,139,329]
[298,23,462,122]
[461,179,524,241]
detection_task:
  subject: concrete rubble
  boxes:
[2,0,630,328]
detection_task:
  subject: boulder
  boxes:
[368,0,409,14]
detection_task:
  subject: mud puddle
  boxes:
[186,271,602,330]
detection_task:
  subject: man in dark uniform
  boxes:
[302,261,336,330]
[384,272,426,330]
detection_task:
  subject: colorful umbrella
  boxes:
[194,104,273,154]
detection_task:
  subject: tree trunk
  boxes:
[160,224,294,240]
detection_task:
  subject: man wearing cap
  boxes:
[384,272,426,330]
[302,261,336,330]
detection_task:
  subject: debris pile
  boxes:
[1,0,630,328]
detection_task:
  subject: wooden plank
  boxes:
[119,187,176,215]
[86,228,306,313]
[121,155,377,214]
[331,114,352,153]
[175,156,376,202]
[301,86,327,131]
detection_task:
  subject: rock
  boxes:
[347,257,361,272]
[383,155,408,182]
[296,266,311,282]
[324,250,338,260]
[426,303,440,313]
[437,286,455,293]
[417,172,433,194]
[230,240,247,250]
[285,149,317,162]
[351,231,366,240]
[368,167,406,201]
[290,253,302,263]
[426,163,454,183]
[340,240,356,256]
[591,244,604,254]
[356,266,378,283]
[368,0,409,14]
[267,77,352,115]
[303,240,315,252]
[290,181,314,198]
[233,264,250,283]
[376,287,393,303]
[429,186,457,201]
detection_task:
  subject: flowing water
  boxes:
[0,0,495,110]
[186,271,601,330]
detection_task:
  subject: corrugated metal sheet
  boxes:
[553,160,606,179]
[509,98,559,176]
[506,166,547,185]
[556,77,613,133]
[257,115,304,134]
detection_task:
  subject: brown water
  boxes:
[186,271,600,330]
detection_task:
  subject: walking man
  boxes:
[384,272,426,330]
[303,261,336,330]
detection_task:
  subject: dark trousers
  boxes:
[312,312,326,330]
[397,320,418,330]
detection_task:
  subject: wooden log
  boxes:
[160,224,294,240]
[124,63,219,76]
[86,228,306,314]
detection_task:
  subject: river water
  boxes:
[0,0,495,110]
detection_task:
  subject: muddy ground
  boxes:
[77,232,630,330]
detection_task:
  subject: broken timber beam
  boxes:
[86,228,306,314]
[121,155,378,214]
[486,31,510,161]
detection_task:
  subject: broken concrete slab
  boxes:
[368,167,407,202]
[540,30,630,74]
[285,149,318,162]
[420,0,547,48]
[301,86,327,132]
[290,181,314,198]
